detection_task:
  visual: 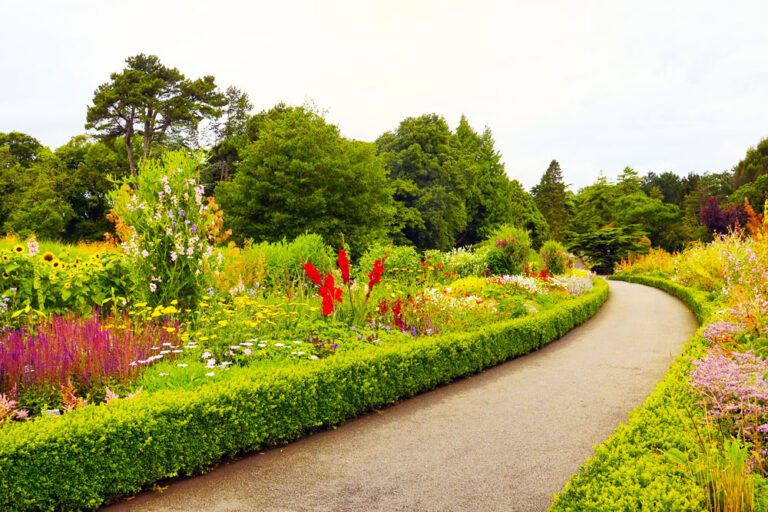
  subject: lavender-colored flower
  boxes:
[702,321,742,344]
[178,209,186,218]
[691,348,768,453]
[190,224,197,234]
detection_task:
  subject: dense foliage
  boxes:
[556,213,768,511]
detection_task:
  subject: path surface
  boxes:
[106,281,697,512]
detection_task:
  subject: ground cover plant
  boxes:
[552,201,768,511]
[0,150,607,510]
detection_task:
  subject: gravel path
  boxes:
[106,280,697,512]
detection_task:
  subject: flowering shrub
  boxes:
[539,240,570,275]
[690,349,768,470]
[109,151,229,310]
[483,224,531,275]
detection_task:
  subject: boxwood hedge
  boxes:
[0,279,608,511]
[550,274,712,512]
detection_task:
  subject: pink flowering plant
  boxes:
[690,348,768,472]
[109,151,228,310]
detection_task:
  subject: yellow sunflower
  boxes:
[42,252,55,262]
[12,245,24,254]
[52,260,61,269]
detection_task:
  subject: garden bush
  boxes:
[483,224,531,275]
[0,278,608,511]
[539,240,569,275]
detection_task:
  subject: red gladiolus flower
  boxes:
[368,259,384,288]
[338,248,350,285]
[304,262,323,286]
[321,293,334,316]
[318,274,343,316]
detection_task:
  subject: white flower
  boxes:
[205,372,215,377]
[176,363,188,368]
[310,355,319,360]
[201,351,212,359]
[141,249,150,258]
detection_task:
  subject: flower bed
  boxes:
[0,278,608,511]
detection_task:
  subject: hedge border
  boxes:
[549,274,713,511]
[0,279,609,511]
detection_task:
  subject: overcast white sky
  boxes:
[1,0,767,190]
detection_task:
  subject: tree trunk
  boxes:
[143,120,152,161]
[125,129,136,177]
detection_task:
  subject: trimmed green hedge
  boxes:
[0,279,608,511]
[550,274,712,512]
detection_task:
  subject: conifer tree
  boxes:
[532,160,569,241]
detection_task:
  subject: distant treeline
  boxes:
[1,54,766,265]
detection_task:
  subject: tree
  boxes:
[568,224,649,274]
[215,106,395,254]
[54,135,128,240]
[641,171,685,206]
[0,132,42,168]
[1,148,75,239]
[376,114,467,251]
[86,54,225,175]
[532,160,569,241]
[731,174,768,214]
[507,179,551,249]
[734,137,768,188]
[452,118,521,246]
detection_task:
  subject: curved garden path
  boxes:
[106,281,697,512]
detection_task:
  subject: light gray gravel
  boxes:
[105,280,697,512]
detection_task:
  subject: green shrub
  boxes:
[483,225,531,275]
[539,241,569,275]
[0,279,608,511]
[357,243,419,278]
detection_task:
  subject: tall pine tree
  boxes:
[532,160,569,241]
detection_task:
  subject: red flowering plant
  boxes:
[303,244,389,324]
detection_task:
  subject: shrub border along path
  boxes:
[0,279,608,511]
[550,275,712,511]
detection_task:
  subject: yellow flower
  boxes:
[134,302,147,308]
[42,252,55,262]
[162,306,178,315]
[218,320,228,327]
[170,300,178,305]
[12,245,23,254]
[164,326,176,333]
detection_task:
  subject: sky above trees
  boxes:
[2,0,767,189]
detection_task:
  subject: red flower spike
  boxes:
[338,248,350,285]
[304,263,323,286]
[321,293,334,316]
[368,259,384,288]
